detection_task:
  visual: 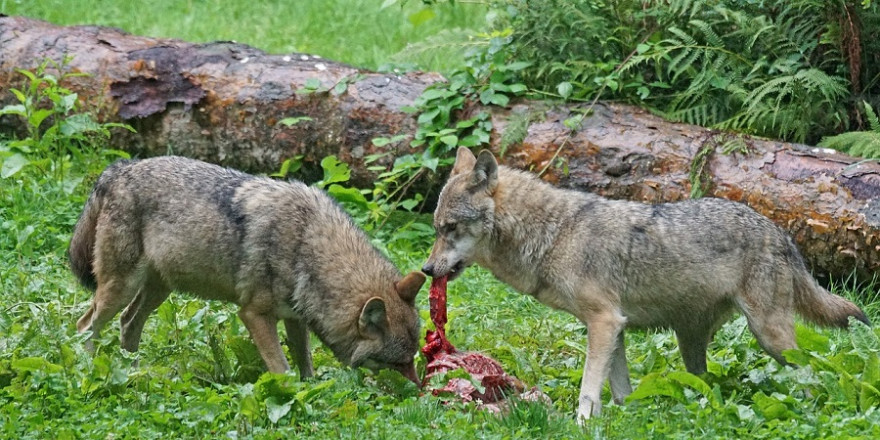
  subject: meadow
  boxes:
[2,1,880,438]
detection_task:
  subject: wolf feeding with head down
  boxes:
[69,156,425,383]
[423,147,870,421]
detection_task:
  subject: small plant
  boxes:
[282,32,529,242]
[819,102,880,159]
[0,56,133,182]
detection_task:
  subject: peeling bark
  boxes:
[2,16,880,285]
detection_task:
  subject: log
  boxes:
[2,16,880,285]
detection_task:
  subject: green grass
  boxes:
[0,0,487,73]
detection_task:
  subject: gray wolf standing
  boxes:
[69,156,425,383]
[422,147,869,421]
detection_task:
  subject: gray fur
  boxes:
[69,156,425,382]
[424,147,869,421]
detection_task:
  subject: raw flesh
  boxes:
[421,275,525,403]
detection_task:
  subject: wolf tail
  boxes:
[69,189,103,291]
[68,159,132,291]
[794,270,870,328]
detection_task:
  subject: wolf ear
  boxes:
[359,297,387,337]
[471,150,498,193]
[395,271,426,304]
[450,147,477,177]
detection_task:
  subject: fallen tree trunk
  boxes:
[2,16,880,285]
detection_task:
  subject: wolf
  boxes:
[422,147,870,421]
[69,156,425,383]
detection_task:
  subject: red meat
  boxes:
[421,276,525,403]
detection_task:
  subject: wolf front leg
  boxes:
[576,309,627,424]
[284,317,314,378]
[608,332,633,404]
[238,306,290,373]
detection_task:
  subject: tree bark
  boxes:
[2,16,880,285]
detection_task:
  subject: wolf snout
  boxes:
[421,263,436,277]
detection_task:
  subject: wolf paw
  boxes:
[577,395,601,425]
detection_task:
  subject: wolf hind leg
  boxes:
[576,308,627,423]
[741,308,797,365]
[737,274,798,365]
[608,331,632,405]
[120,272,171,353]
[675,330,711,375]
[77,275,142,353]
[284,317,314,378]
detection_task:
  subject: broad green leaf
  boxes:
[270,156,304,178]
[863,352,880,386]
[0,104,27,117]
[239,394,259,421]
[417,108,440,124]
[16,68,36,82]
[399,198,419,211]
[455,118,476,129]
[849,319,880,355]
[332,81,349,96]
[61,113,102,136]
[62,174,85,195]
[440,135,458,147]
[489,93,510,106]
[627,372,686,404]
[419,88,454,101]
[408,8,436,27]
[501,61,532,71]
[327,184,369,207]
[12,357,63,374]
[795,323,830,352]
[295,378,335,403]
[667,371,718,407]
[752,392,796,420]
[840,374,860,407]
[372,137,392,147]
[557,81,574,99]
[10,88,26,103]
[860,382,880,412]
[1,153,30,178]
[458,134,481,147]
[265,396,293,424]
[421,156,439,171]
[479,89,495,105]
[58,92,78,112]
[782,348,813,366]
[318,155,351,188]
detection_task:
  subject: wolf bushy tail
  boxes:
[68,189,103,291]
[68,159,132,291]
[794,271,870,328]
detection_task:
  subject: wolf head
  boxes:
[422,148,498,281]
[348,270,426,384]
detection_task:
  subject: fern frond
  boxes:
[819,102,880,159]
[819,132,880,159]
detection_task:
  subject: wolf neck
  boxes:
[477,166,582,294]
[287,193,399,364]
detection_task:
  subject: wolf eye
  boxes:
[443,223,457,234]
